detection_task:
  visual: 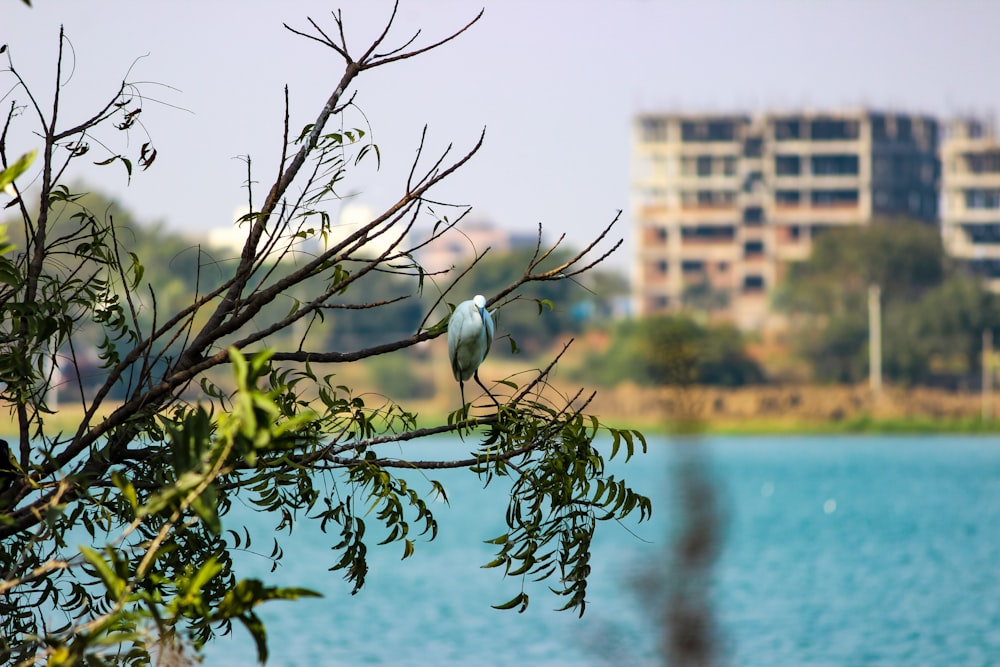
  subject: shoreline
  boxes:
[6,384,1000,438]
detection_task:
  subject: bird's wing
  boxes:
[482,307,495,360]
[447,307,463,378]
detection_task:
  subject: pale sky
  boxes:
[6,1,1000,269]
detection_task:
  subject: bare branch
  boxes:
[361,9,485,70]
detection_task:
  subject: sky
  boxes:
[5,1,1000,270]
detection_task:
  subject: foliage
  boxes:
[776,219,1000,385]
[777,218,944,315]
[591,315,764,387]
[0,8,649,665]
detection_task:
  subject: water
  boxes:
[190,435,1000,665]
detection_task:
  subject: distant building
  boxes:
[204,202,391,261]
[416,217,537,275]
[941,118,1000,290]
[632,109,939,329]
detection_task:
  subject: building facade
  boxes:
[941,118,1000,290]
[415,217,538,275]
[633,109,939,328]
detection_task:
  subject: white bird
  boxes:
[447,294,498,414]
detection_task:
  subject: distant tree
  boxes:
[0,9,649,665]
[776,218,999,384]
[593,315,763,387]
[777,218,943,318]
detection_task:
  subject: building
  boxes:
[632,109,939,329]
[415,217,537,275]
[941,118,1000,290]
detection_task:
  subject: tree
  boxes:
[0,8,649,665]
[776,218,1000,385]
[591,316,764,387]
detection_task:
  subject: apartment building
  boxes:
[633,109,939,329]
[941,118,1000,290]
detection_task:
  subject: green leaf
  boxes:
[236,611,269,664]
[79,545,126,599]
[111,472,138,511]
[492,592,529,612]
[0,149,36,191]
[188,556,223,594]
[508,336,520,355]
[191,483,222,535]
[127,251,144,289]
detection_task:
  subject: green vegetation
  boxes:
[776,218,1000,386]
[0,12,649,666]
[590,315,764,387]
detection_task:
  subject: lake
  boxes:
[188,434,1000,666]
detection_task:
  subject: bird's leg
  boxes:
[474,371,501,410]
[459,380,469,421]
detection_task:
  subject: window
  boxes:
[744,137,763,157]
[774,119,801,141]
[965,189,1000,210]
[872,115,888,142]
[682,120,738,142]
[639,117,667,142]
[744,240,764,256]
[775,154,801,176]
[811,154,860,176]
[896,117,912,142]
[743,207,764,224]
[965,152,1000,174]
[656,259,669,273]
[776,190,801,206]
[697,156,713,177]
[969,258,1000,279]
[810,119,860,141]
[682,260,704,272]
[723,156,738,176]
[812,189,859,207]
[743,275,764,290]
[681,190,736,207]
[681,225,735,241]
[963,223,1000,243]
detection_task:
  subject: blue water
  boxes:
[193,435,1000,666]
